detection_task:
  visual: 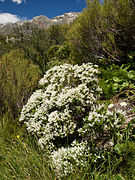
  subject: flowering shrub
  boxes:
[78,104,126,146]
[49,140,90,177]
[19,63,126,177]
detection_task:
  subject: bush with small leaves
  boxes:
[0,49,42,118]
[19,63,127,177]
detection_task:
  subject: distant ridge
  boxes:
[0,12,79,35]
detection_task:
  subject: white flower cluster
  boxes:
[20,63,101,148]
[19,63,125,177]
[78,104,125,142]
[50,140,90,177]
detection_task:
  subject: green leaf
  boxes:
[121,64,130,71]
[114,144,124,155]
[128,71,135,80]
[113,83,119,90]
[128,55,133,59]
[120,82,129,90]
[113,77,122,82]
[130,84,135,89]
[123,82,129,87]
[114,175,125,180]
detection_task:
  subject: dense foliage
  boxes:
[67,0,135,65]
[13,24,70,73]
[99,63,135,99]
[0,49,41,118]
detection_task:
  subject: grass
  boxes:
[0,113,135,180]
[0,132,56,180]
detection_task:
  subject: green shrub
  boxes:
[0,35,14,57]
[99,64,135,99]
[67,0,135,65]
[13,24,70,73]
[0,49,42,118]
[47,42,72,69]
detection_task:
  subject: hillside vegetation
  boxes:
[0,0,135,179]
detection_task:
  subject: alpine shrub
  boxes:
[19,63,126,177]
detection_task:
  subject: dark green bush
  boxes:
[67,0,135,65]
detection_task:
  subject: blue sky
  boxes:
[0,0,103,24]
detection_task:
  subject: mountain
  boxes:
[0,12,79,35]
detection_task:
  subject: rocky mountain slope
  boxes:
[0,12,79,35]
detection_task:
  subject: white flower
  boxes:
[19,63,127,177]
[108,104,114,108]
[120,102,127,107]
[109,141,114,147]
